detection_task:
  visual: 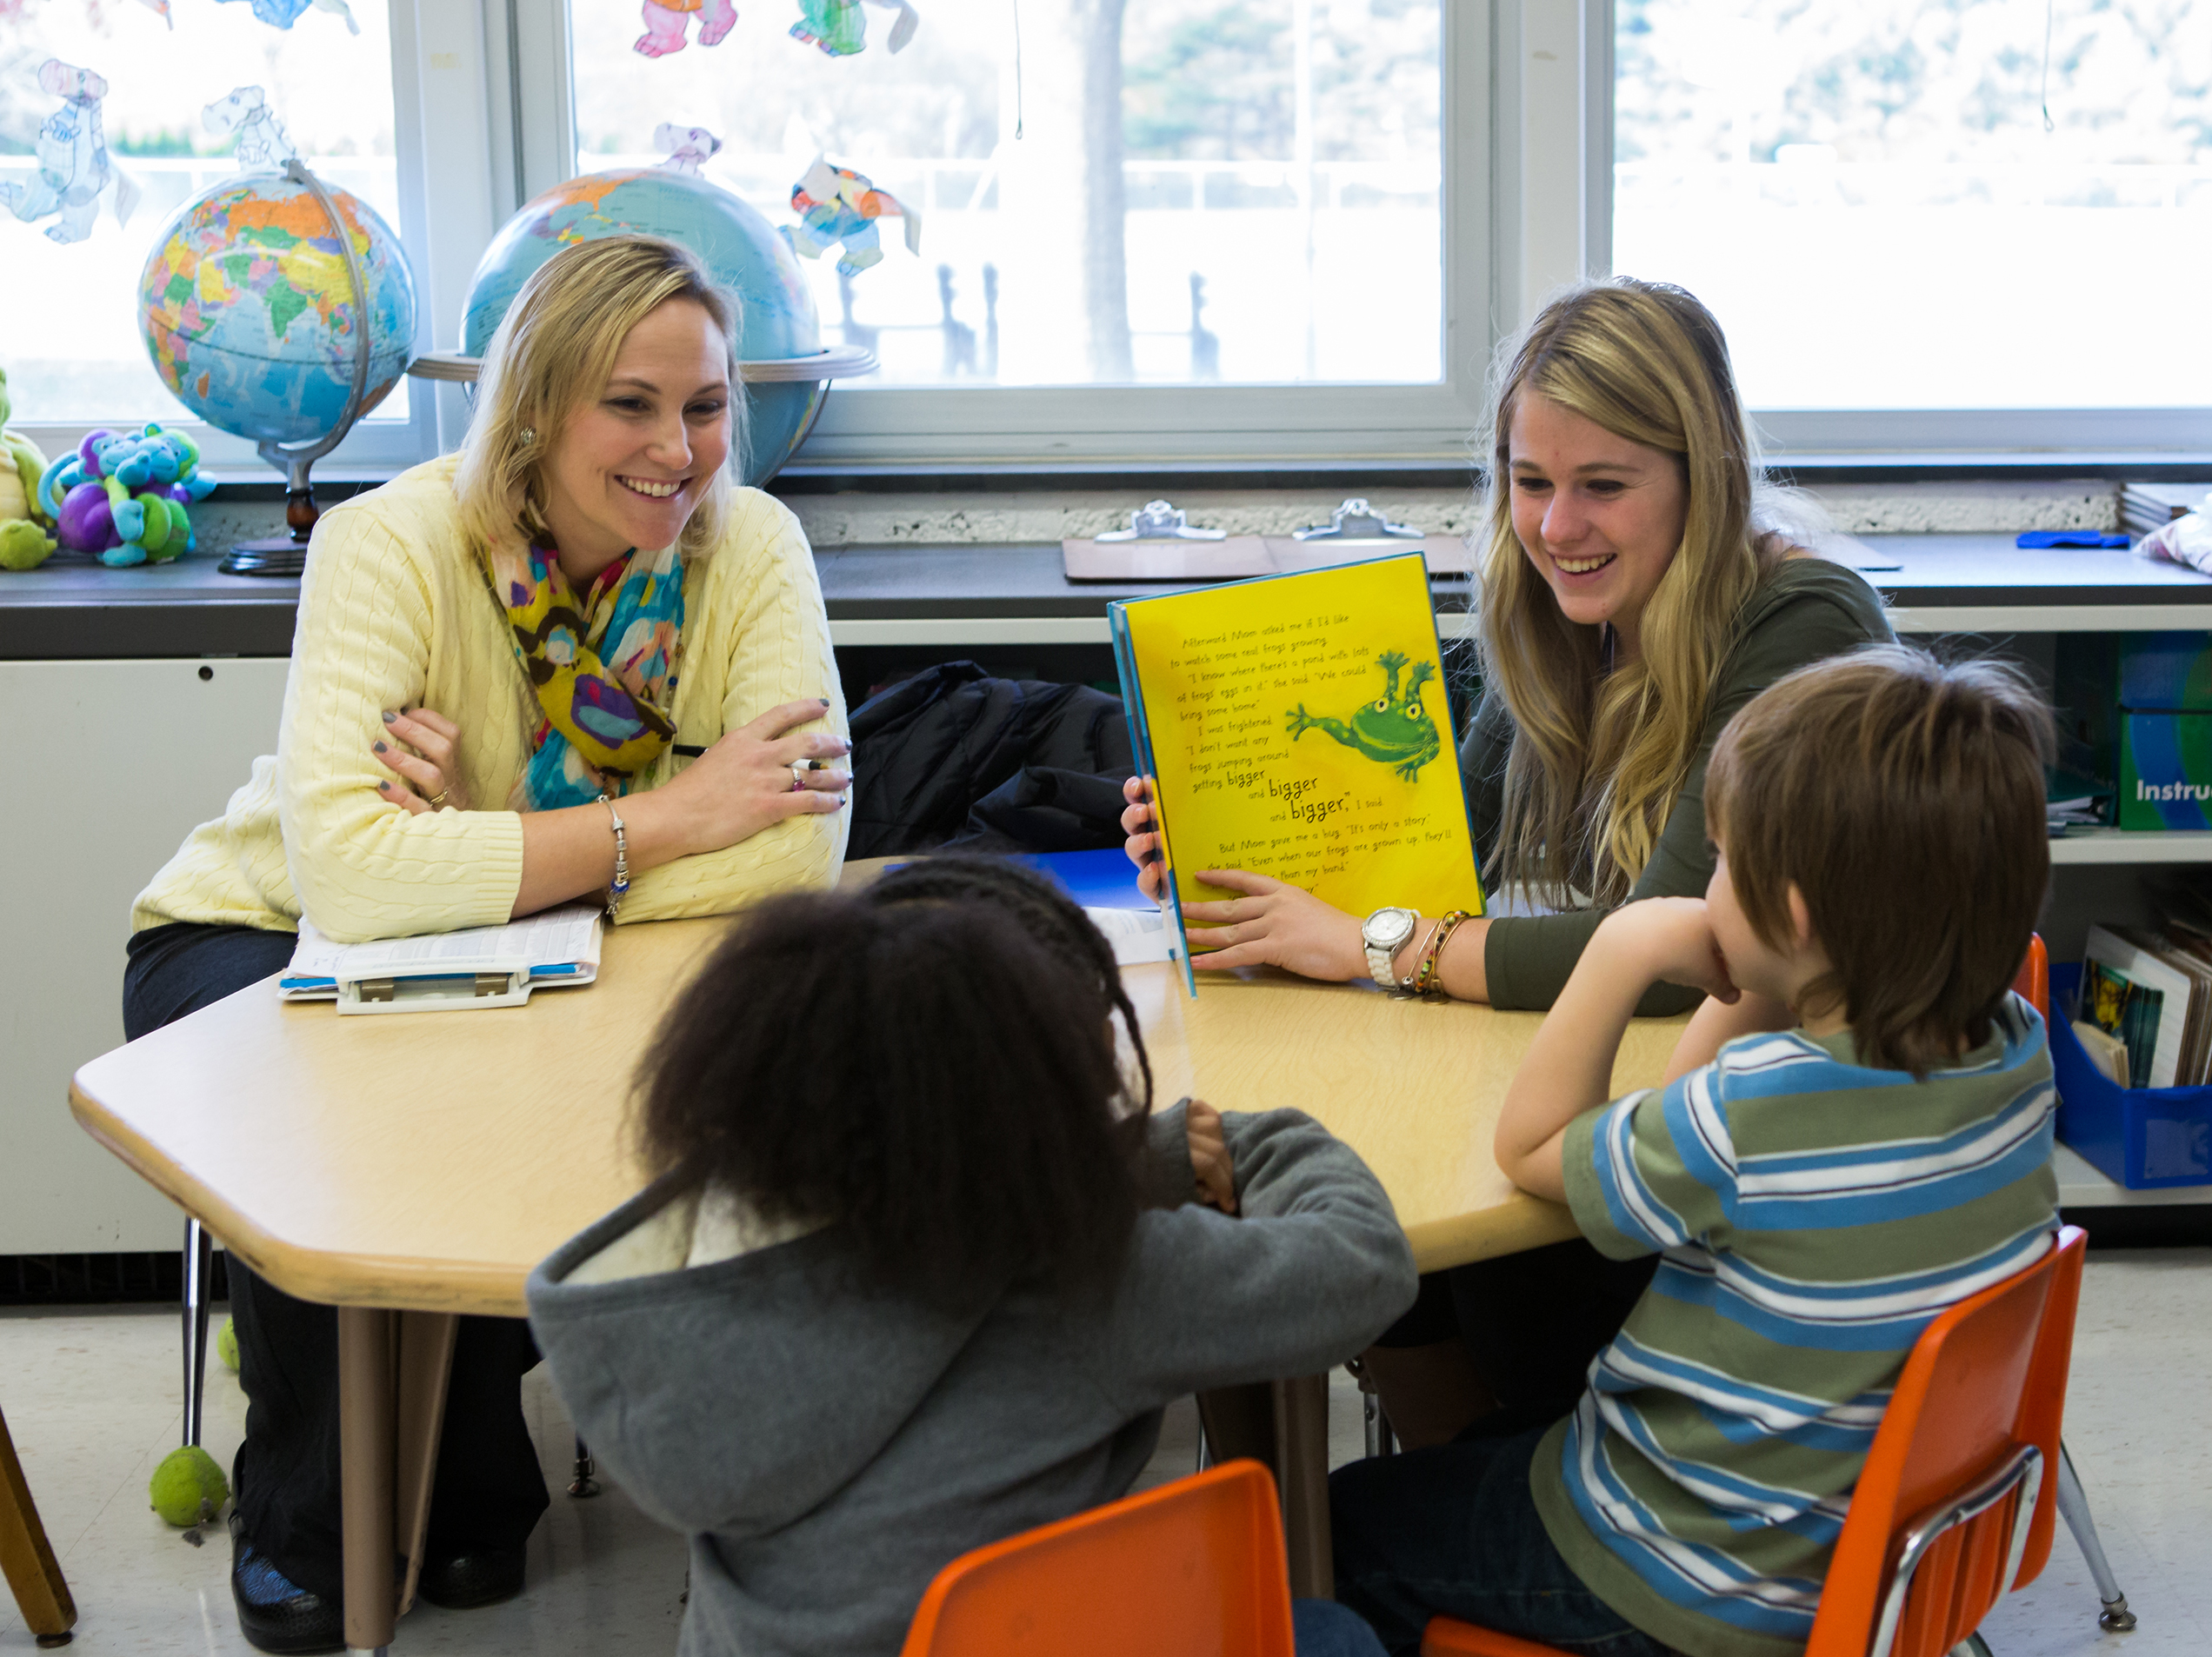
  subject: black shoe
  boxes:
[415,1544,526,1610]
[229,1517,343,1656]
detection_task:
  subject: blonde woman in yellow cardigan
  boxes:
[123,236,849,1654]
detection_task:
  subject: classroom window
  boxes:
[1613,0,2212,413]
[564,0,1444,389]
[0,0,409,435]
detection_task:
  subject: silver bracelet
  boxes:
[598,793,630,919]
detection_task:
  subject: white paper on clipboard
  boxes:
[280,903,603,1014]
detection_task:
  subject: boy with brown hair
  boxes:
[1333,645,2062,1657]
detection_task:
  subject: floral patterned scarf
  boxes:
[483,537,685,810]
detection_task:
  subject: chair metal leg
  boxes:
[182,1218,215,1448]
[568,1434,600,1498]
[1347,1357,1396,1458]
[2057,1441,2138,1632]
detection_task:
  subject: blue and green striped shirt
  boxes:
[1531,994,2059,1657]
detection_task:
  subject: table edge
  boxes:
[1403,1193,1581,1272]
[69,1079,531,1317]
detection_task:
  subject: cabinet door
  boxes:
[0,658,291,1253]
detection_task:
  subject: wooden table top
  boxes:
[70,917,1686,1316]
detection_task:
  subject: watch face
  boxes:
[1365,907,1417,949]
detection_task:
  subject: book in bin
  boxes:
[1111,552,1485,995]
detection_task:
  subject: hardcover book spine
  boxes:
[1111,602,1196,996]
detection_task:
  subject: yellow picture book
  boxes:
[1110,552,1485,995]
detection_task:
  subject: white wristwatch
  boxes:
[1363,906,1419,989]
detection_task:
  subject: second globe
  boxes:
[462,170,831,485]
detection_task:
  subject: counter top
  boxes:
[8,534,2212,659]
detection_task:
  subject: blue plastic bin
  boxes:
[2050,962,2212,1188]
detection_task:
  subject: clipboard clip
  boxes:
[338,969,533,1014]
[1096,500,1228,542]
[1294,497,1422,542]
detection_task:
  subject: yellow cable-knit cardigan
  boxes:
[133,455,849,944]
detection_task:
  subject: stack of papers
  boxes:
[281,904,603,1014]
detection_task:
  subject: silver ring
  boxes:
[790,761,808,791]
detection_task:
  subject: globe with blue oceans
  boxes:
[138,175,417,447]
[463,170,825,486]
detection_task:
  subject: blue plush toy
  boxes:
[37,422,216,566]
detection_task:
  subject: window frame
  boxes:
[10,0,458,477]
[17,0,2210,478]
[508,0,1496,466]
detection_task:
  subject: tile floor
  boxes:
[2,1249,2206,1655]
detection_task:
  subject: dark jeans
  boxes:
[1378,1239,1660,1438]
[1294,1597,1389,1657]
[125,922,550,1605]
[1331,1425,1675,1657]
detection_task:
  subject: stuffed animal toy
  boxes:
[637,0,738,57]
[37,423,216,567]
[0,369,58,571]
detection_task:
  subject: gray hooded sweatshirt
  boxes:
[526,1102,1418,1657]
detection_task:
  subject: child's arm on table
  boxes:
[1105,1108,1418,1405]
[1496,898,1740,1203]
[1662,990,1797,1085]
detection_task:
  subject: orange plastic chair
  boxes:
[2014,934,2049,1021]
[899,1459,1294,1657]
[1423,1227,2087,1657]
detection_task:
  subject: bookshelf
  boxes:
[2049,832,2212,866]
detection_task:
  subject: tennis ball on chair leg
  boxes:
[150,1445,230,1527]
[217,1316,238,1371]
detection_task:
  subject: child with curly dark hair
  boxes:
[527,855,1418,1657]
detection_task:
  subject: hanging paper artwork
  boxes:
[790,0,917,57]
[0,61,140,246]
[654,123,724,176]
[211,0,362,35]
[784,156,921,276]
[203,87,299,172]
[636,0,738,57]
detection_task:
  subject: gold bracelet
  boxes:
[1413,908,1474,995]
[1399,917,1444,993]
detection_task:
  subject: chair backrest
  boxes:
[898,1459,1296,1657]
[1806,1226,2086,1657]
[2013,935,2049,1023]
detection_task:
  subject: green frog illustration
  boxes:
[1285,650,1442,782]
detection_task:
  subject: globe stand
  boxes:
[220,158,373,579]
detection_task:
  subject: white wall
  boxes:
[2,659,290,1253]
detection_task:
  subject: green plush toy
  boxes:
[149,1444,230,1527]
[0,368,57,571]
[217,1315,239,1371]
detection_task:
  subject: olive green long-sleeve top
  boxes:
[1466,557,1892,1015]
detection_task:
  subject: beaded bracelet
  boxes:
[1411,908,1474,996]
[598,793,630,920]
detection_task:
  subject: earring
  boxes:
[517,426,536,446]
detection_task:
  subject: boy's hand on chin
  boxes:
[1604,898,1741,1004]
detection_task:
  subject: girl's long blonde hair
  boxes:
[453,235,745,564]
[1477,277,1784,907]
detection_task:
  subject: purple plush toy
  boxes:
[37,423,214,566]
